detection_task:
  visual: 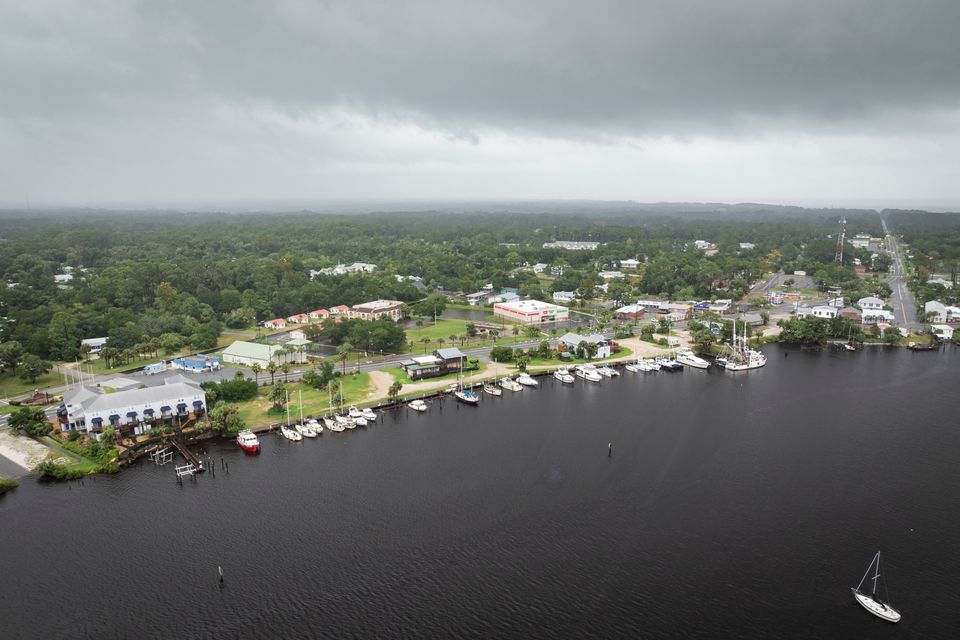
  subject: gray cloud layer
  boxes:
[2,1,960,205]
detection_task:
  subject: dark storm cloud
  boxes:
[3,0,960,137]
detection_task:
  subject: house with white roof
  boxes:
[857,296,885,310]
[558,333,611,358]
[552,291,576,303]
[598,271,625,280]
[862,309,895,324]
[931,324,955,340]
[80,337,108,355]
[619,259,640,269]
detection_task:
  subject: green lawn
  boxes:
[233,374,373,426]
[385,360,487,385]
[403,318,541,353]
[519,346,634,368]
[0,370,62,399]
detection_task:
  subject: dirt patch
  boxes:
[0,431,51,471]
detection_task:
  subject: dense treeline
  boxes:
[0,207,895,365]
[886,209,960,306]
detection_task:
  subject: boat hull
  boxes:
[237,442,260,454]
[852,590,901,622]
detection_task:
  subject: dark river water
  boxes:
[2,345,958,639]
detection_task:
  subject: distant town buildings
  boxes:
[598,270,625,280]
[619,259,641,269]
[542,241,600,250]
[310,262,378,278]
[738,242,756,250]
[552,291,576,303]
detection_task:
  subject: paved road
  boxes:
[881,217,919,330]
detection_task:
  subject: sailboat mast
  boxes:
[285,390,290,426]
[872,552,881,595]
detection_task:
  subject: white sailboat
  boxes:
[281,391,302,440]
[851,551,901,623]
[453,356,480,404]
[483,381,503,396]
[295,391,318,437]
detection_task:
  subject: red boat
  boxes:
[236,430,260,454]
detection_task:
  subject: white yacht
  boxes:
[516,373,538,387]
[574,364,602,383]
[655,357,682,371]
[597,365,619,377]
[624,361,642,373]
[553,368,575,384]
[348,406,368,426]
[852,551,901,623]
[361,407,377,422]
[335,414,356,429]
[294,423,318,438]
[500,377,523,392]
[408,399,428,412]
[676,349,710,369]
[639,359,660,371]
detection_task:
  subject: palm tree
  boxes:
[448,334,457,347]
[337,342,353,374]
[280,362,291,382]
[388,380,402,403]
[251,362,262,384]
[267,361,278,384]
[512,325,520,337]
[420,337,431,353]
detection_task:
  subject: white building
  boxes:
[598,271,625,280]
[693,240,715,251]
[857,296,885,310]
[349,299,405,321]
[60,378,206,438]
[558,332,611,358]
[311,262,378,278]
[552,291,576,303]
[533,263,549,273]
[619,259,640,269]
[923,300,960,323]
[797,305,837,319]
[54,273,74,285]
[221,340,303,367]
[493,299,569,325]
[927,276,954,288]
[738,242,756,250]
[487,293,520,305]
[862,309,895,324]
[80,337,109,354]
[931,324,955,340]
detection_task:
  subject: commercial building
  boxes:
[349,299,404,321]
[614,304,647,320]
[59,378,207,439]
[172,354,222,372]
[221,340,304,367]
[400,347,468,380]
[493,299,569,325]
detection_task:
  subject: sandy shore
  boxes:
[0,431,50,472]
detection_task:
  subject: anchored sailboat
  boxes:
[851,551,901,623]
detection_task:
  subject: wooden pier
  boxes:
[170,438,205,473]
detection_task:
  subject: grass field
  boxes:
[233,374,373,426]
[519,346,633,368]
[403,318,536,353]
[0,370,62,398]
[385,360,487,385]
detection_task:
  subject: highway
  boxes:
[881,216,919,330]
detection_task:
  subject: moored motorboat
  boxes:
[236,430,260,454]
[574,364,602,382]
[361,407,377,422]
[348,406,368,426]
[656,357,682,371]
[676,349,710,369]
[335,414,356,429]
[553,368,575,384]
[323,416,343,432]
[408,399,428,412]
[597,365,619,377]
[500,378,523,392]
[305,418,324,434]
[516,373,538,387]
[625,362,641,373]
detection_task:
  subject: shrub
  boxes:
[34,460,85,481]
[0,477,18,494]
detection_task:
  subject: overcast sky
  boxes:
[3,0,960,209]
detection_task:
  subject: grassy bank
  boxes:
[233,374,373,425]
[403,318,538,353]
[519,346,634,368]
[0,477,18,494]
[0,370,62,398]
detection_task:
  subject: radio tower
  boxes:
[834,216,846,265]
